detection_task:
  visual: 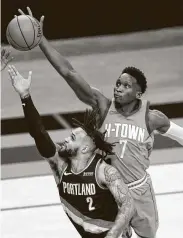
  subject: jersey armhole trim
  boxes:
[95,159,108,190]
[145,100,151,135]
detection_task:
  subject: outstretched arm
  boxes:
[149,110,183,146]
[7,65,66,183]
[8,65,56,158]
[18,7,110,110]
[98,162,134,238]
[40,36,104,107]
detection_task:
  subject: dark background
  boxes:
[1,0,183,43]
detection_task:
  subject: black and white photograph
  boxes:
[1,1,183,237]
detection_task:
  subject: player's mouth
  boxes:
[114,93,122,98]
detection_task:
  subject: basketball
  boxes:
[6,15,43,51]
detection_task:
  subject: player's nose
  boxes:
[115,86,124,93]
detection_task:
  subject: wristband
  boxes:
[21,94,31,106]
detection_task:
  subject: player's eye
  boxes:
[71,134,75,141]
[124,83,130,88]
[116,81,121,87]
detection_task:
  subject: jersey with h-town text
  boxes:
[101,99,154,183]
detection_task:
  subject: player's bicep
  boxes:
[91,87,110,107]
[66,70,97,107]
[66,69,110,108]
[101,164,131,207]
[91,87,111,126]
[149,109,170,133]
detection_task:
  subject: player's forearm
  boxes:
[106,196,134,238]
[21,94,56,157]
[39,37,96,106]
[21,94,42,137]
[40,36,73,77]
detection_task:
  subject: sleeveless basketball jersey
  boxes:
[101,99,154,183]
[58,154,118,236]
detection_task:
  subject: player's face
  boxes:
[59,128,87,158]
[114,73,141,105]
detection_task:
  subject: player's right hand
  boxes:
[8,65,32,98]
[17,7,45,31]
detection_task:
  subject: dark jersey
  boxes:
[58,154,118,236]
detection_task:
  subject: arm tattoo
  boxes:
[104,165,134,237]
[49,157,66,185]
[49,160,60,181]
[104,166,121,183]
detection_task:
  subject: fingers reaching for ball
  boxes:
[18,8,25,15]
[8,65,17,87]
[27,7,33,17]
[8,65,32,96]
[8,65,17,80]
[39,15,45,29]
[18,7,44,29]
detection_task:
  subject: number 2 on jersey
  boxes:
[86,197,95,211]
[119,139,128,159]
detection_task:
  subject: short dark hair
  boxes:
[72,109,116,157]
[122,66,147,94]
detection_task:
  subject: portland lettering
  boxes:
[62,182,96,195]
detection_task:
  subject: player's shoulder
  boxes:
[97,160,122,184]
[148,109,170,132]
[148,109,168,123]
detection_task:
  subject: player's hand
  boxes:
[17,7,45,30]
[8,65,32,98]
[1,48,13,71]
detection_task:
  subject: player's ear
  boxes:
[81,145,89,154]
[136,91,142,99]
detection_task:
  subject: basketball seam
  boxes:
[7,26,29,50]
[31,35,42,49]
[16,16,31,50]
[26,15,36,47]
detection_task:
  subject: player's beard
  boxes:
[58,142,78,159]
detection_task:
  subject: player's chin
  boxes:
[114,96,123,104]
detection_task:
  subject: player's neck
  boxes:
[115,99,141,116]
[71,152,95,173]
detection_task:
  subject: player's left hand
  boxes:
[1,48,13,71]
[17,7,45,31]
[8,65,32,98]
